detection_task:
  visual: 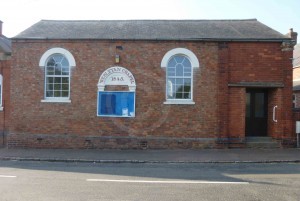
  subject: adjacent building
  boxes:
[0,21,11,146]
[293,43,300,108]
[6,19,297,148]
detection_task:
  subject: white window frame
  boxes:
[161,48,199,105]
[39,48,76,103]
[0,75,3,111]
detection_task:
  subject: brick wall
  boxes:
[9,40,220,148]
[8,40,294,148]
[226,42,294,146]
[228,87,246,138]
[228,43,286,83]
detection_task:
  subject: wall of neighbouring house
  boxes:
[293,67,300,108]
[293,59,300,139]
[293,67,300,80]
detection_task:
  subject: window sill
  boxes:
[41,99,71,103]
[164,100,195,105]
[98,115,135,118]
[0,107,3,111]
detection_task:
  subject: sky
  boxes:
[0,0,299,38]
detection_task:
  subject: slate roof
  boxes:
[0,35,11,54]
[13,19,289,41]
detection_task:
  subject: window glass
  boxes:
[293,94,296,108]
[182,58,191,67]
[101,94,116,115]
[168,59,177,67]
[246,93,251,118]
[98,92,135,117]
[255,93,265,118]
[167,55,192,100]
[176,64,184,76]
[174,56,184,63]
[167,67,175,76]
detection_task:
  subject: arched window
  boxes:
[167,55,192,99]
[39,48,75,103]
[161,48,199,104]
[45,54,70,98]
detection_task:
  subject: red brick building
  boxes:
[0,21,11,146]
[7,19,297,148]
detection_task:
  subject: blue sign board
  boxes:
[97,91,135,117]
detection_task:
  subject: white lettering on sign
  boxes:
[110,76,125,82]
[99,67,135,84]
[98,66,136,91]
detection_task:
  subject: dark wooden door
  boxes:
[246,89,268,136]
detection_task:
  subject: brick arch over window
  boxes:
[161,48,199,68]
[39,48,76,67]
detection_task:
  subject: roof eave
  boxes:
[12,37,291,42]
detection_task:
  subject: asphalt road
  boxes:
[0,161,299,201]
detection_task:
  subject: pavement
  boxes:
[0,148,299,163]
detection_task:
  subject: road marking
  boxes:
[86,179,249,184]
[0,175,17,178]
